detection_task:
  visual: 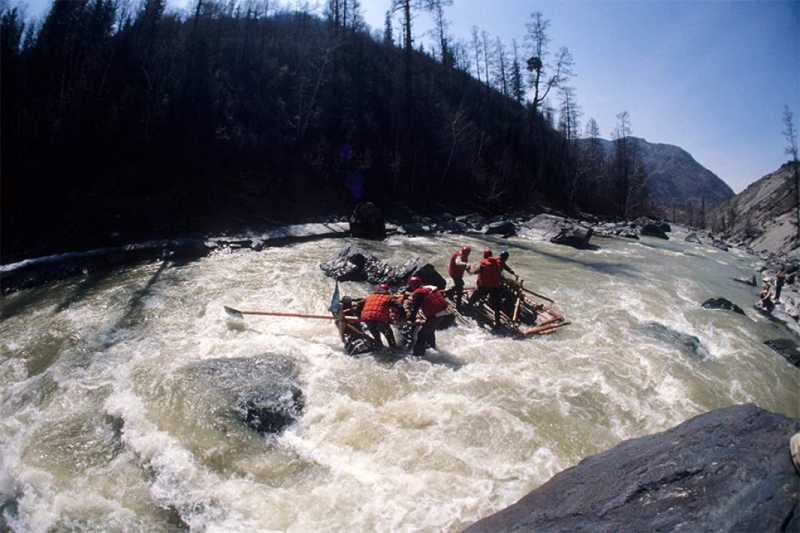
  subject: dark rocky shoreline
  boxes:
[0,204,628,294]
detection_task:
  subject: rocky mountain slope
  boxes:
[587,137,735,209]
[707,161,798,257]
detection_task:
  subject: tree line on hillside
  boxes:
[1,0,653,257]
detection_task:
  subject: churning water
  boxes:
[1,228,798,532]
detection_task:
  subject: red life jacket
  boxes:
[448,251,468,279]
[414,286,448,317]
[361,293,395,322]
[477,257,502,288]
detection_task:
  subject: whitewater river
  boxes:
[1,227,798,532]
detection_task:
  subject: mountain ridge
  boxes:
[582,136,735,210]
[708,161,798,257]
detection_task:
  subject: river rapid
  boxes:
[1,227,798,532]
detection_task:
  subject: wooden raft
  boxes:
[331,277,570,356]
[445,278,570,336]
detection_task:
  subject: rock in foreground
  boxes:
[701,297,745,315]
[182,356,304,435]
[465,404,800,533]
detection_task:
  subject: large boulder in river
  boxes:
[639,222,669,239]
[518,214,593,249]
[465,404,800,533]
[349,202,386,240]
[484,220,516,236]
[320,245,445,289]
[711,238,730,252]
[635,321,709,361]
[386,258,447,290]
[701,297,745,315]
[319,244,392,283]
[182,356,304,435]
[686,232,703,244]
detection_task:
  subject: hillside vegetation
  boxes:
[1,0,714,261]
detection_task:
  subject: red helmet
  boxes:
[380,283,390,291]
[408,276,422,288]
[461,246,471,256]
[483,248,492,258]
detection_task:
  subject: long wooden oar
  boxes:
[519,286,555,303]
[224,305,360,322]
[502,278,555,304]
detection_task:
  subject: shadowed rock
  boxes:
[457,214,488,229]
[637,321,709,361]
[319,244,390,282]
[518,214,593,249]
[184,356,304,435]
[438,219,469,233]
[640,223,669,239]
[349,202,386,240]
[733,275,757,286]
[465,404,800,533]
[711,238,730,251]
[387,258,447,290]
[764,339,800,367]
[320,245,446,289]
[701,297,745,315]
[484,220,516,236]
[396,222,433,234]
[685,232,702,244]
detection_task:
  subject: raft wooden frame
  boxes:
[445,278,570,337]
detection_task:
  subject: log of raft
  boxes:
[443,278,570,337]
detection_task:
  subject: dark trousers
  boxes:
[366,321,396,348]
[467,286,501,326]
[451,277,465,307]
[413,314,444,355]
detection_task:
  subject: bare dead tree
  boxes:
[558,85,582,212]
[430,1,451,67]
[470,25,481,84]
[558,85,581,141]
[480,29,492,89]
[509,38,524,105]
[390,0,452,111]
[438,101,469,190]
[523,11,573,118]
[493,37,508,98]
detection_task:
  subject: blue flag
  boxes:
[330,281,340,315]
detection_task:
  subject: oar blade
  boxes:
[223,305,244,320]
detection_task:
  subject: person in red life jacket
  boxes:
[407,276,450,356]
[448,246,472,308]
[360,283,405,349]
[467,248,503,328]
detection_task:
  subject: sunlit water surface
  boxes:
[1,228,798,532]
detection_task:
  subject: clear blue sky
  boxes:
[17,0,800,193]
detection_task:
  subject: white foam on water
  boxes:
[1,234,799,531]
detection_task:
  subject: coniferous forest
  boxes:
[0,0,652,262]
